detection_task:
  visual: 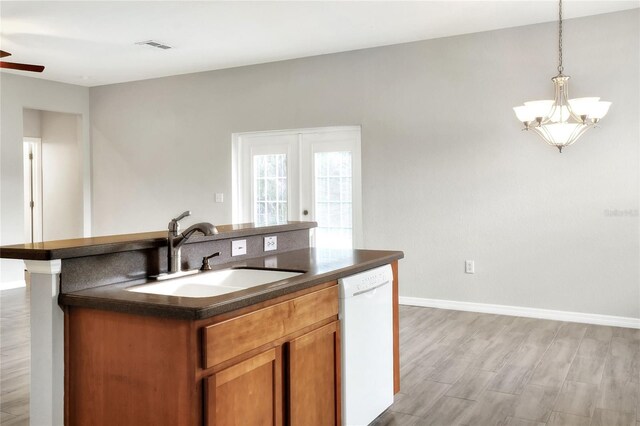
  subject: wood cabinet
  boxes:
[289,322,340,426]
[66,281,341,426]
[202,285,339,369]
[203,320,340,426]
[66,307,201,426]
[205,348,283,426]
[201,285,340,426]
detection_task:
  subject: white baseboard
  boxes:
[399,296,640,329]
[0,279,26,291]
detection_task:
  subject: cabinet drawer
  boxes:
[203,284,338,369]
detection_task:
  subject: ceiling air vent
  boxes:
[135,40,172,50]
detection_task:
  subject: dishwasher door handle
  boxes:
[353,280,390,296]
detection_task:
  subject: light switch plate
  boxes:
[264,236,277,252]
[215,193,224,203]
[231,240,247,257]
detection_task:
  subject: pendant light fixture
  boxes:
[513,0,611,153]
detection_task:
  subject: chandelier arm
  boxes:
[541,76,568,125]
[559,76,589,123]
[532,126,557,147]
[544,125,561,147]
[565,125,583,147]
[540,105,557,125]
[557,77,573,122]
[543,78,563,124]
[566,124,592,147]
[567,108,585,123]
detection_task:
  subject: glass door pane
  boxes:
[253,154,288,226]
[314,151,352,249]
[234,127,359,246]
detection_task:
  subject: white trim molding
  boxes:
[399,296,640,329]
[24,259,62,275]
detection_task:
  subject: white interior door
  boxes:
[233,127,362,249]
[23,138,43,244]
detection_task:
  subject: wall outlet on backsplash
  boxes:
[264,236,277,252]
[231,240,247,256]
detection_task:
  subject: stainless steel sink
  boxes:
[127,268,303,298]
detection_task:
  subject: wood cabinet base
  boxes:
[65,260,400,425]
[66,285,342,426]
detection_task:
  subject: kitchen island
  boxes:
[0,222,403,425]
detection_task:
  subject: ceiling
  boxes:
[1,1,638,87]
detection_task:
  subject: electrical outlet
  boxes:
[231,240,247,257]
[215,193,224,203]
[465,260,475,274]
[264,236,277,252]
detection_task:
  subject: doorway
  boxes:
[233,126,362,249]
[22,108,84,242]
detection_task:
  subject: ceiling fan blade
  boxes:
[0,51,11,58]
[0,61,45,73]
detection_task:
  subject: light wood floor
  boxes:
[1,287,638,426]
[0,288,29,426]
[374,306,640,426]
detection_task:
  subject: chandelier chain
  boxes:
[558,0,563,74]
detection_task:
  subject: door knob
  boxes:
[303,210,309,216]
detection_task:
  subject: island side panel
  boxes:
[392,260,399,394]
[24,259,65,426]
[66,307,199,426]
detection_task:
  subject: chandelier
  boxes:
[513,0,611,153]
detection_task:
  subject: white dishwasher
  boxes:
[339,264,394,426]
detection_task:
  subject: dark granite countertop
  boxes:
[0,222,316,260]
[59,248,404,320]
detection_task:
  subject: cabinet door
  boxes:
[288,321,341,426]
[205,348,283,426]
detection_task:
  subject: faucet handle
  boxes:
[174,210,191,222]
[200,252,221,271]
[169,210,191,233]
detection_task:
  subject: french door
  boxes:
[233,127,361,249]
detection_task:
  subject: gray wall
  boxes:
[0,74,91,287]
[92,10,640,318]
[41,111,85,241]
[23,108,42,138]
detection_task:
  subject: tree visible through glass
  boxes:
[253,154,288,226]
[314,151,352,249]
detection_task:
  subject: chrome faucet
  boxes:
[167,211,218,275]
